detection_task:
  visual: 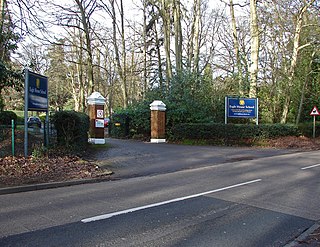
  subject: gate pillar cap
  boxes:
[150,100,166,111]
[87,92,105,105]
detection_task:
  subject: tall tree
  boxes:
[248,0,259,98]
[161,0,173,87]
[0,0,22,110]
[280,0,316,123]
[173,0,182,74]
[229,0,244,95]
[187,0,201,74]
[74,0,96,96]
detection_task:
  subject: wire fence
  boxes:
[0,122,57,158]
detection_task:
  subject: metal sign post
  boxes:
[24,69,29,157]
[310,106,320,138]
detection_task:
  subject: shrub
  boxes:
[170,123,301,143]
[109,113,130,138]
[298,122,320,138]
[110,101,151,139]
[51,111,89,150]
[0,111,17,126]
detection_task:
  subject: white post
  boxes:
[256,98,259,125]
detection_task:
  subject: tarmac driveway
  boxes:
[94,138,298,179]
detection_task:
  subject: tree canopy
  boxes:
[1,0,319,124]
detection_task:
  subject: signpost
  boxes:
[225,97,259,125]
[310,106,320,138]
[24,69,49,157]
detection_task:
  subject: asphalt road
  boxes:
[0,141,319,246]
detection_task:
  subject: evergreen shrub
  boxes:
[109,113,131,138]
[298,122,320,138]
[51,111,89,150]
[0,110,17,126]
[170,123,301,142]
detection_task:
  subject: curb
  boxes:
[0,176,113,195]
[284,223,320,247]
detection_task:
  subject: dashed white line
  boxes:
[301,164,320,170]
[81,179,262,223]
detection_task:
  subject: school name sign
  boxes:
[225,97,259,124]
[25,70,48,111]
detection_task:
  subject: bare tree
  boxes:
[248,0,259,98]
[280,0,316,123]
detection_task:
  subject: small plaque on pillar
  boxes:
[95,119,104,128]
[97,109,104,118]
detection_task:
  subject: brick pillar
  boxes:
[150,100,166,143]
[87,92,106,144]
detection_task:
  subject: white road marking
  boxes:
[81,179,262,223]
[301,164,320,170]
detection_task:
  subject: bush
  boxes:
[110,101,151,139]
[170,123,301,143]
[0,111,17,126]
[109,113,130,138]
[298,122,320,138]
[51,111,89,150]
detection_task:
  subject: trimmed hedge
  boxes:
[51,111,89,150]
[109,113,130,138]
[0,111,17,126]
[170,123,301,141]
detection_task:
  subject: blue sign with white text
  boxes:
[227,98,257,118]
[28,71,48,111]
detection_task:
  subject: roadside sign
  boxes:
[27,71,48,111]
[310,106,319,139]
[225,97,259,125]
[310,106,320,116]
[227,98,257,118]
[24,69,49,157]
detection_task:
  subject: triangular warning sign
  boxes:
[310,106,320,116]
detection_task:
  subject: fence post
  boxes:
[11,119,14,156]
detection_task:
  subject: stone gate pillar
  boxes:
[150,100,166,143]
[87,92,106,144]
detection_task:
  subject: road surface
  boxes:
[0,141,319,246]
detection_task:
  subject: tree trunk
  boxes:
[173,0,182,74]
[161,0,172,89]
[229,0,243,95]
[249,0,259,98]
[155,19,164,91]
[111,0,128,108]
[296,51,316,125]
[75,0,95,95]
[280,0,316,123]
[142,0,147,98]
[192,0,201,74]
[0,0,5,30]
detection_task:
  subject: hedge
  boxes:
[0,111,17,127]
[298,122,320,138]
[51,111,89,150]
[109,113,130,138]
[170,123,301,141]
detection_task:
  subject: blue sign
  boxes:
[28,71,48,111]
[227,97,257,118]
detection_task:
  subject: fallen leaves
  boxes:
[0,155,110,187]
